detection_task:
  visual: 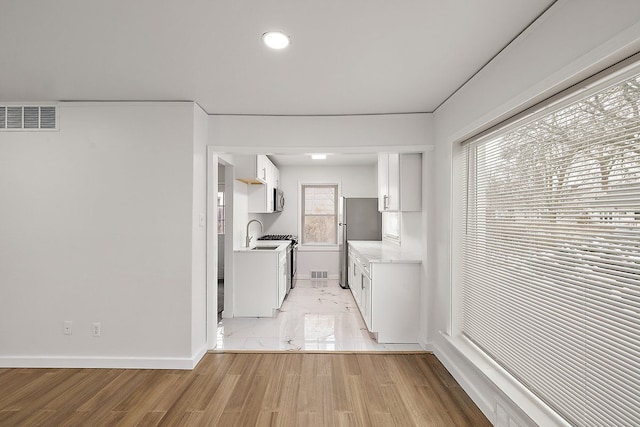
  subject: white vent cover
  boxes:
[311,270,328,279]
[0,105,57,130]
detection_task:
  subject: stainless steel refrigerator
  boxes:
[338,197,382,289]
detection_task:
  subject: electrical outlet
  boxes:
[64,321,72,335]
[92,322,101,337]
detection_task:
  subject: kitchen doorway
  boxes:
[217,163,226,321]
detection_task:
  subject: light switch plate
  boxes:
[92,322,101,337]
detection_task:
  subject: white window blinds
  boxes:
[462,70,640,426]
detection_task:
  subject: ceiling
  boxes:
[0,0,555,116]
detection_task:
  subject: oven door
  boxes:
[285,244,292,294]
[291,242,298,288]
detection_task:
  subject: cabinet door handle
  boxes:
[262,167,266,180]
[383,195,389,210]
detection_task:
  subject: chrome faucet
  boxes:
[245,219,264,247]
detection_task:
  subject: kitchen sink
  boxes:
[251,246,280,250]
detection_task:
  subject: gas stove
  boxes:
[258,234,298,244]
[258,234,299,290]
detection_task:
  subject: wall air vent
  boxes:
[0,105,57,130]
[311,270,328,279]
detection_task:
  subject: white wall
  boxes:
[0,102,206,369]
[190,104,209,358]
[233,179,249,250]
[210,113,432,153]
[431,1,640,425]
[263,164,377,278]
[258,164,377,235]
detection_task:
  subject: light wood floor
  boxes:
[0,353,490,426]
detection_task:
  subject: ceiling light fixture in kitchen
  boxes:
[311,154,327,160]
[262,31,291,49]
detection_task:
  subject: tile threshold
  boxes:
[208,350,431,355]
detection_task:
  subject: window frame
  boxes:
[451,56,640,427]
[382,211,401,245]
[298,182,340,247]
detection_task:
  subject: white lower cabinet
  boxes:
[233,243,289,317]
[349,250,362,308]
[277,249,287,307]
[369,262,419,343]
[361,266,372,330]
[348,242,420,343]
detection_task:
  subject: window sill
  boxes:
[442,333,571,427]
[382,235,401,245]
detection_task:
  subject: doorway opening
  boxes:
[217,162,226,322]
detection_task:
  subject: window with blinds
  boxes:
[462,69,640,426]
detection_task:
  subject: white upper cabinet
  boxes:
[378,153,389,211]
[256,155,268,183]
[377,153,422,212]
[387,153,400,211]
[236,154,271,185]
[235,155,280,213]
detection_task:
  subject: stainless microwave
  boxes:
[274,188,285,212]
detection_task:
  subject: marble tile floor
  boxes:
[215,279,424,352]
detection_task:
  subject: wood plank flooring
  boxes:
[0,353,491,426]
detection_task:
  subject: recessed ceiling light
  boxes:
[262,31,291,50]
[311,154,327,160]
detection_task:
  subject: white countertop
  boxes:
[348,240,422,264]
[234,241,289,253]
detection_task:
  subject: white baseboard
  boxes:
[433,339,496,424]
[433,334,570,427]
[191,343,208,368]
[418,339,434,352]
[1,345,209,370]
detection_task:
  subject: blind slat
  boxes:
[462,69,640,426]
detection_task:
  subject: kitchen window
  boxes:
[301,184,338,245]
[382,211,400,243]
[459,63,640,426]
